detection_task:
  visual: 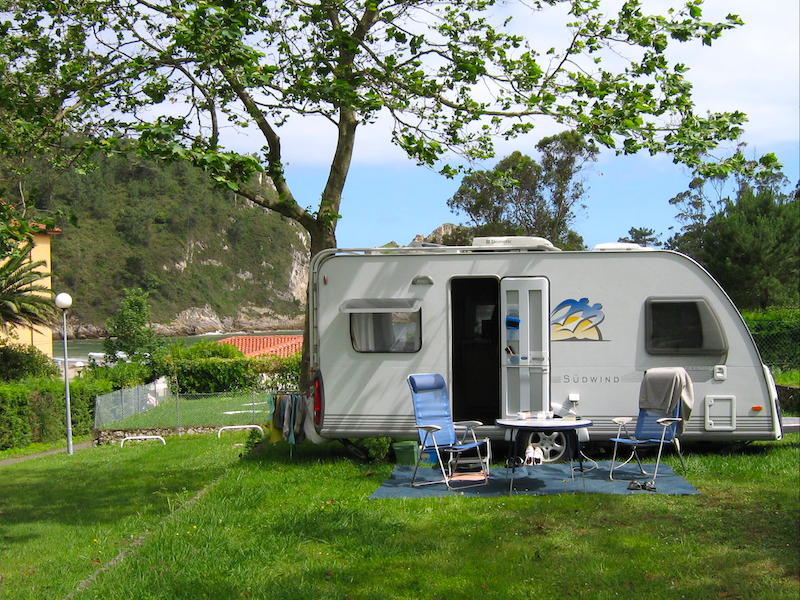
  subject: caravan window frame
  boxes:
[645,296,728,355]
[340,298,423,354]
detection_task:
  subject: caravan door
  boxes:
[501,277,551,416]
[451,278,501,424]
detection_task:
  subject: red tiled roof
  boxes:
[0,202,61,235]
[218,335,303,358]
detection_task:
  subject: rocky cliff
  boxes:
[65,241,309,339]
[57,209,458,339]
[413,223,458,244]
[46,154,311,338]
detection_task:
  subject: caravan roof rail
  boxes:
[471,236,560,251]
[593,242,655,252]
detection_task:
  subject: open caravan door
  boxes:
[501,277,551,416]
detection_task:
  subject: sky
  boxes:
[238,0,800,249]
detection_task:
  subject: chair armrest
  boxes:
[416,424,442,433]
[453,420,483,430]
[611,416,634,439]
[454,421,484,445]
[656,417,682,426]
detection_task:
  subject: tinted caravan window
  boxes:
[646,297,728,355]
[340,298,422,353]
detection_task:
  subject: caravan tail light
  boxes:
[314,378,322,425]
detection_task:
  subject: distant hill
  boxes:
[31,153,309,335]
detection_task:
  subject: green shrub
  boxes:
[0,382,33,450]
[361,436,392,462]
[773,368,800,388]
[253,353,302,390]
[149,341,259,393]
[742,307,800,323]
[76,342,301,399]
[0,342,60,381]
[154,343,301,394]
[161,339,244,360]
[84,361,155,390]
[0,376,113,450]
[167,357,261,394]
[29,383,65,443]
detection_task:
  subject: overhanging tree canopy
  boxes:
[1,0,758,256]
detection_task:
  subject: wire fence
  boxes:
[750,326,800,371]
[92,325,796,430]
[94,383,304,430]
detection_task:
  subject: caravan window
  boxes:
[645,297,728,355]
[340,298,422,353]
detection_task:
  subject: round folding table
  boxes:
[495,418,593,493]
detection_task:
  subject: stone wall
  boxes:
[93,426,226,446]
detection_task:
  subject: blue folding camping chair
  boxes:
[407,373,491,490]
[609,367,692,486]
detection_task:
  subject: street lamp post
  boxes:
[55,292,74,455]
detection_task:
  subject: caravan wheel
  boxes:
[525,431,567,463]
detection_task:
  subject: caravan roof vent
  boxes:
[592,242,655,252]
[472,236,560,251]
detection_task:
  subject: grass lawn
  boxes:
[0,433,797,599]
[773,368,799,388]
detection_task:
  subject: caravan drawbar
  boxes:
[306,237,783,457]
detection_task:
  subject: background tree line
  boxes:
[621,169,799,311]
[443,131,596,250]
[438,129,798,313]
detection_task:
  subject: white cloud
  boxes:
[666,0,799,148]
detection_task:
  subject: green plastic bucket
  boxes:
[393,441,419,465]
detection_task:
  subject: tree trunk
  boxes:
[299,221,338,392]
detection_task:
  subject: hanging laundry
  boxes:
[269,394,283,443]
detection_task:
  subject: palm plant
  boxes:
[0,240,57,334]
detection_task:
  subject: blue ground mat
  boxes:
[370,461,699,498]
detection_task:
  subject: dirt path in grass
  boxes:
[61,474,221,599]
[0,441,94,467]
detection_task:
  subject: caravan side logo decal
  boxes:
[551,298,605,341]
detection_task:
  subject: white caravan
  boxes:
[306,237,783,458]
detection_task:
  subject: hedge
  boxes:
[0,377,113,450]
[160,353,301,394]
[0,346,303,451]
[0,383,33,450]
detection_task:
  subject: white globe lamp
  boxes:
[55,292,73,310]
[55,292,74,455]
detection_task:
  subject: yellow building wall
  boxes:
[0,231,55,357]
